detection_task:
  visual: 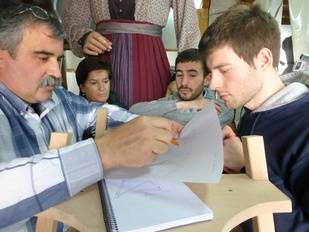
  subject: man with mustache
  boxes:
[0,3,182,231]
[130,48,233,126]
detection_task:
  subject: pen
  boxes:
[171,138,179,146]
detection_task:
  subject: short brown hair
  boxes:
[175,48,209,76]
[199,4,280,68]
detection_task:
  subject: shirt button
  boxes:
[119,9,123,13]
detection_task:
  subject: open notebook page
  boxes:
[99,179,213,232]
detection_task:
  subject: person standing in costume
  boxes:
[63,0,200,108]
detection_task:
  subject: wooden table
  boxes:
[37,129,292,232]
[37,174,291,232]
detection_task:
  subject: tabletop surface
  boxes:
[37,174,291,232]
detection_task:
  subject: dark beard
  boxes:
[179,86,204,101]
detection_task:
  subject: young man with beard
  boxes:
[198,4,309,231]
[130,48,233,126]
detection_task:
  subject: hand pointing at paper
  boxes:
[95,116,183,170]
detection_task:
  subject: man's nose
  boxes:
[208,72,221,91]
[181,75,189,86]
[48,59,62,79]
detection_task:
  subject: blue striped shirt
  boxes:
[0,84,136,231]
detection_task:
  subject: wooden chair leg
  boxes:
[95,108,107,138]
[36,217,57,232]
[242,136,275,232]
[252,213,275,232]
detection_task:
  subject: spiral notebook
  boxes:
[98,179,213,232]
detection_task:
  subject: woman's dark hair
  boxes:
[75,57,122,106]
[75,57,112,86]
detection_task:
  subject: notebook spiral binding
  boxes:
[98,179,119,232]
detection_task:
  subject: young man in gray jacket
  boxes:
[130,48,234,126]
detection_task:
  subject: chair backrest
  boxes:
[62,50,83,95]
[36,108,107,232]
[241,136,275,231]
[36,132,72,232]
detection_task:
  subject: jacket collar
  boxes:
[255,82,308,112]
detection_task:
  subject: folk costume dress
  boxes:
[64,0,200,108]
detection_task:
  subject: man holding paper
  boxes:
[0,3,182,231]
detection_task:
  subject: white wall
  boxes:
[289,0,309,61]
[63,50,83,95]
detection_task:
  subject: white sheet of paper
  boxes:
[104,179,213,232]
[106,103,223,183]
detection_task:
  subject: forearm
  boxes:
[129,100,177,116]
[105,104,138,123]
[163,110,195,125]
[67,92,137,134]
[176,100,200,110]
[0,139,103,228]
[129,99,198,125]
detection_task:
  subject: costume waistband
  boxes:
[96,21,162,37]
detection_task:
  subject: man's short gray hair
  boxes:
[0,3,65,57]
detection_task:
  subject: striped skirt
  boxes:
[97,19,171,109]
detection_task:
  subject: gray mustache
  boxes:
[40,76,62,87]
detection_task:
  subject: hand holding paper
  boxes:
[106,102,223,183]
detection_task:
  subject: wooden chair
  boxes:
[186,135,291,232]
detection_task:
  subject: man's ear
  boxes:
[0,50,6,69]
[255,47,273,70]
[203,74,210,86]
[0,49,11,69]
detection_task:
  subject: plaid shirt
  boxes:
[0,84,136,231]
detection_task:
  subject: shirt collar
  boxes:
[255,82,308,112]
[0,82,29,114]
[0,82,56,116]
